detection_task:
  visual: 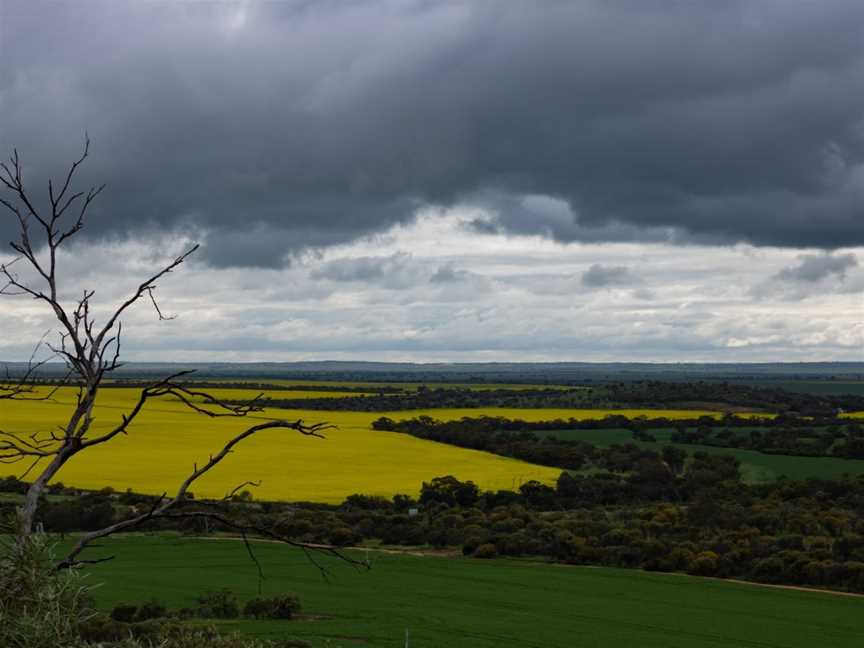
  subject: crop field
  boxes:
[208,379,578,391]
[0,382,779,501]
[0,394,557,503]
[541,428,864,483]
[0,385,741,502]
[100,387,375,400]
[84,534,864,648]
[743,380,864,397]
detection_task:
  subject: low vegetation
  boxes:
[75,534,864,648]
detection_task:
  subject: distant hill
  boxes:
[3,360,863,385]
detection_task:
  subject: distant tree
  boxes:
[661,446,687,476]
[419,475,480,507]
[0,140,359,573]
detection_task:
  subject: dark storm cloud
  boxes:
[2,0,864,266]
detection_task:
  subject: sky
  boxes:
[0,0,862,362]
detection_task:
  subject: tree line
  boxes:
[4,468,864,594]
[243,380,864,414]
[373,414,864,463]
[670,422,864,459]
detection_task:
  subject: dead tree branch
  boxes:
[1,138,352,584]
[56,418,345,572]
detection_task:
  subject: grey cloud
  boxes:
[3,1,864,266]
[775,252,858,282]
[310,252,427,289]
[750,252,861,300]
[430,264,471,283]
[581,264,640,288]
[465,218,501,236]
[631,288,657,301]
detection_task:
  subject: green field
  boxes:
[540,428,864,483]
[84,534,864,648]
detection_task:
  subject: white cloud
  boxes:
[2,209,863,362]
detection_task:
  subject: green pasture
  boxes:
[83,534,864,648]
[540,428,864,483]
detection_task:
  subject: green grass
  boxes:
[83,534,863,648]
[538,428,864,483]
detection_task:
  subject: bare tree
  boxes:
[0,139,357,573]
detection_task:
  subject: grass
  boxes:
[540,428,864,483]
[83,534,864,648]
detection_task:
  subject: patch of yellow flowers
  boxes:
[1,387,733,502]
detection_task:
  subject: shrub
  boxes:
[134,598,168,621]
[687,551,720,576]
[79,614,130,643]
[243,594,302,620]
[0,532,309,648]
[329,526,360,546]
[0,533,97,648]
[473,543,498,559]
[175,606,197,619]
[80,614,312,646]
[110,604,138,623]
[195,589,240,619]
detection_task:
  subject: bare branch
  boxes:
[224,480,262,500]
[145,286,176,321]
[2,139,342,588]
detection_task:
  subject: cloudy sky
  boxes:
[1,0,862,362]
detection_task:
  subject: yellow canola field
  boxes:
[1,389,560,502]
[0,387,741,503]
[110,388,373,401]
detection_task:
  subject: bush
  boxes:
[329,526,360,546]
[80,614,312,646]
[0,532,310,648]
[79,614,130,643]
[473,543,498,559]
[134,598,168,621]
[195,589,240,619]
[0,533,97,648]
[110,604,138,623]
[175,606,197,619]
[687,551,720,576]
[243,594,302,620]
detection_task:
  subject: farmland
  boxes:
[0,385,747,502]
[4,381,853,499]
[5,376,864,647]
[0,389,557,502]
[539,428,864,482]
[86,534,864,648]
